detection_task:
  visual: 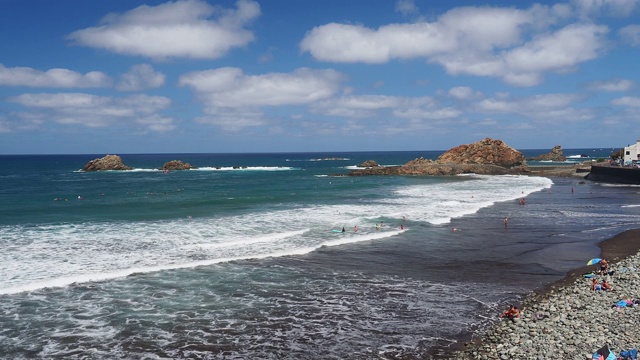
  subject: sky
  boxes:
[1,0,640,154]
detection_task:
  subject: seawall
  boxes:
[586,164,640,184]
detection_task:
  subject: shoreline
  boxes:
[445,228,640,359]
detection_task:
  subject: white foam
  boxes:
[0,174,551,294]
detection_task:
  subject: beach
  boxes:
[3,151,640,359]
[451,228,640,359]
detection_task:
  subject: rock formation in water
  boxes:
[358,160,380,168]
[527,145,566,162]
[349,138,528,176]
[82,155,133,171]
[160,160,195,170]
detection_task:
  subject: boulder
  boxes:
[527,145,566,162]
[160,160,195,170]
[82,155,133,171]
[358,160,380,168]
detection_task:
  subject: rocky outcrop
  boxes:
[82,155,133,171]
[358,160,380,168]
[160,160,195,170]
[527,145,566,162]
[349,138,528,176]
[437,138,526,167]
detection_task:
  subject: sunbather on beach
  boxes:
[601,279,613,291]
[599,259,609,275]
[500,305,519,320]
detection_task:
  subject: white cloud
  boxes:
[619,24,640,46]
[136,114,176,132]
[448,86,482,100]
[571,0,639,18]
[179,67,346,107]
[475,93,593,122]
[195,108,267,132]
[310,95,406,118]
[611,96,640,107]
[67,0,260,60]
[300,6,536,64]
[587,78,635,91]
[310,94,462,122]
[8,93,173,130]
[395,0,418,16]
[300,5,610,86]
[117,64,165,91]
[0,64,111,88]
[502,24,608,85]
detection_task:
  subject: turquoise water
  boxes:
[0,149,637,358]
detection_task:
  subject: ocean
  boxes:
[0,149,638,359]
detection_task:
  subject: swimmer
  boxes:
[452,227,458,232]
[354,225,358,232]
[400,224,404,230]
[504,217,508,227]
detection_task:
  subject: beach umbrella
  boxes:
[592,344,616,360]
[587,257,603,266]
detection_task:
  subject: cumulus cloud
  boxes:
[587,78,635,91]
[179,67,346,130]
[0,64,111,88]
[8,93,174,131]
[179,67,346,107]
[619,24,640,45]
[67,0,260,60]
[117,64,165,91]
[500,23,608,86]
[300,5,610,86]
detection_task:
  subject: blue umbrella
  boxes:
[587,257,602,266]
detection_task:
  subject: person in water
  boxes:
[341,227,345,233]
[503,217,508,227]
[354,225,358,232]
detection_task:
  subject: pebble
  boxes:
[453,255,640,359]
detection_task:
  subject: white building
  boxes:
[624,140,640,164]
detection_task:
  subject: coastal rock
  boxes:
[527,145,566,162]
[160,160,195,170]
[437,138,526,167]
[349,138,528,176]
[358,160,380,168]
[82,155,133,171]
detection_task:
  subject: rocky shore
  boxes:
[450,229,640,360]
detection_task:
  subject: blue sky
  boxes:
[1,0,640,154]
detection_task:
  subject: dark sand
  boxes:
[437,228,640,359]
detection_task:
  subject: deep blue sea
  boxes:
[1,148,638,359]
